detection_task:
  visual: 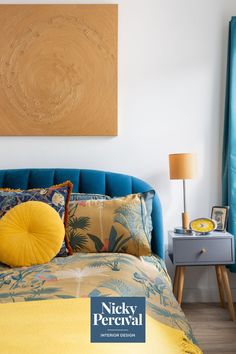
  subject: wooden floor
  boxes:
[182,303,236,354]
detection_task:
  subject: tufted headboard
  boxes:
[0,168,164,259]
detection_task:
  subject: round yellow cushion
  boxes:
[0,201,65,267]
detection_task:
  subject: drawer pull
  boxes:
[200,248,207,254]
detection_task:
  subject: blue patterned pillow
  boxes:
[0,182,72,257]
[140,190,154,235]
[70,193,110,201]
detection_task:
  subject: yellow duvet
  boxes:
[0,298,201,354]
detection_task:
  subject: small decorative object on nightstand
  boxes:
[168,230,235,321]
[211,206,229,232]
[189,217,217,234]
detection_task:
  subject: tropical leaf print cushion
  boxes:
[66,191,154,256]
[0,182,73,257]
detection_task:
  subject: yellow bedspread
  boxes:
[0,298,202,354]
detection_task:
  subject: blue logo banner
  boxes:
[91,297,146,343]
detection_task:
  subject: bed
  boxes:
[0,168,202,354]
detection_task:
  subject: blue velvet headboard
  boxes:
[0,168,164,259]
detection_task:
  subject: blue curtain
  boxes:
[222,17,236,272]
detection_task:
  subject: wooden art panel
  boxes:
[0,5,117,136]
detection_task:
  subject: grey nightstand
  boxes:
[168,231,235,321]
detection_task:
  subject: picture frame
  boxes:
[211,206,229,232]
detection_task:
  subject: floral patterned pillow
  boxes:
[66,191,154,256]
[0,181,73,257]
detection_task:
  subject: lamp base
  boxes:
[182,212,190,229]
[174,227,194,235]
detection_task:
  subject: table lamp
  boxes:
[169,153,197,232]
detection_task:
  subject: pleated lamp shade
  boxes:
[169,153,197,180]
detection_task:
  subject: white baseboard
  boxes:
[183,288,236,303]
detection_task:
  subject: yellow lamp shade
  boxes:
[169,153,197,180]
[0,201,65,267]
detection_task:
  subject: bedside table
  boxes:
[168,231,235,320]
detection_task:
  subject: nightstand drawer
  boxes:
[173,238,233,265]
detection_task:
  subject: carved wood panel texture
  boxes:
[0,5,117,136]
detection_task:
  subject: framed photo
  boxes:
[211,206,229,232]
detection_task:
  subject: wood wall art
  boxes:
[0,5,117,136]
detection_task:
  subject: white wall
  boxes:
[0,0,236,302]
